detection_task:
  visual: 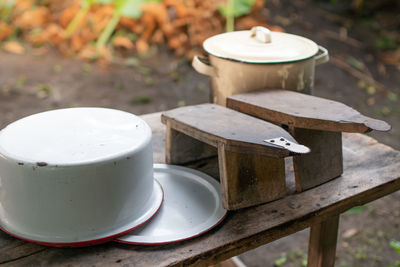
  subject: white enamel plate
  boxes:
[116,164,227,245]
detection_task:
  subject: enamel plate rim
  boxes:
[115,164,227,245]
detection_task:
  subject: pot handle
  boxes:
[315,45,329,66]
[250,26,272,43]
[192,55,217,77]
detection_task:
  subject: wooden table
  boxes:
[1,112,399,267]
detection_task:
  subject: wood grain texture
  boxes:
[218,143,286,210]
[162,104,295,209]
[227,89,391,133]
[291,129,343,191]
[1,113,399,267]
[307,216,340,267]
[161,103,300,158]
[165,124,217,165]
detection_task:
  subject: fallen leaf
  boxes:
[71,34,85,51]
[366,85,376,95]
[3,41,25,55]
[380,48,400,66]
[136,38,149,54]
[59,3,80,28]
[113,36,134,49]
[387,91,398,102]
[15,0,34,12]
[342,228,358,239]
[15,6,50,30]
[78,45,112,62]
[0,22,13,41]
[367,97,375,106]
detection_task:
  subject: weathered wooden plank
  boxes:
[227,89,391,133]
[218,143,286,210]
[161,103,301,158]
[162,104,301,209]
[165,125,217,165]
[0,113,399,267]
[291,129,343,191]
[307,215,340,267]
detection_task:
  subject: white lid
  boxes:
[0,108,151,165]
[203,26,319,64]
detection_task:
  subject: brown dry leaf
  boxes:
[71,34,85,51]
[88,5,114,35]
[380,49,400,66]
[164,0,189,18]
[151,29,164,44]
[140,13,156,41]
[113,36,134,49]
[79,28,97,43]
[168,35,182,50]
[15,6,50,30]
[141,2,168,25]
[268,25,285,33]
[161,23,175,38]
[0,22,13,41]
[3,41,25,55]
[342,228,358,239]
[136,38,149,54]
[78,45,112,62]
[45,24,66,45]
[15,0,34,12]
[59,4,80,28]
[27,29,47,45]
[27,24,66,45]
[119,17,137,29]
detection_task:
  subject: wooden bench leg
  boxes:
[307,215,340,267]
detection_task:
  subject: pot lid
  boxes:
[203,26,319,64]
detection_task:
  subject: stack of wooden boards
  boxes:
[161,89,390,210]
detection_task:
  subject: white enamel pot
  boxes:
[0,108,162,247]
[193,26,329,106]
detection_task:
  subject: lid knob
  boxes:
[250,26,272,43]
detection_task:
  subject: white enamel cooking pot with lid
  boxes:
[0,108,163,246]
[193,26,329,105]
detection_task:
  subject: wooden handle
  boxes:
[363,118,391,132]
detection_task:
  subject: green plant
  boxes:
[388,240,400,267]
[66,0,114,37]
[391,240,400,255]
[66,0,160,48]
[96,0,160,49]
[219,0,257,32]
[273,255,287,267]
[0,0,15,23]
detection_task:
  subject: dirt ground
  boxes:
[0,0,399,266]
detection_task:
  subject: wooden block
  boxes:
[161,104,309,210]
[227,89,391,133]
[218,143,286,210]
[161,104,306,158]
[307,216,340,267]
[227,89,390,191]
[165,123,217,165]
[291,128,343,192]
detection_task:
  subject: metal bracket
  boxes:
[264,137,310,154]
